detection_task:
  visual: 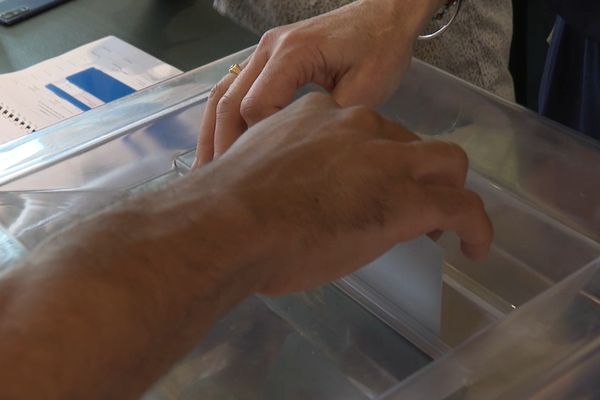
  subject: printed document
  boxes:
[0,36,181,144]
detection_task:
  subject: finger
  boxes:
[340,106,420,142]
[395,141,469,243]
[195,57,252,166]
[241,49,334,128]
[376,114,421,142]
[375,141,469,242]
[332,68,383,108]
[195,72,238,167]
[427,230,444,242]
[404,141,469,188]
[366,140,468,189]
[418,185,493,260]
[213,52,269,158]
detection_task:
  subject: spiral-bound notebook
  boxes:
[0,36,181,145]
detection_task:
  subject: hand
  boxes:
[196,0,442,165]
[208,93,493,295]
[0,93,491,399]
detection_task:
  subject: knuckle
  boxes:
[240,95,267,124]
[344,106,382,131]
[465,190,486,212]
[446,142,469,173]
[262,27,304,52]
[216,93,237,117]
[278,30,301,48]
[260,28,282,47]
[261,27,301,51]
[210,80,228,100]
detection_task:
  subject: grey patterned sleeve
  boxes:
[213,0,515,101]
[213,0,350,33]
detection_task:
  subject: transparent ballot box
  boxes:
[0,47,599,399]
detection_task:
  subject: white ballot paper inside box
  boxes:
[340,237,443,345]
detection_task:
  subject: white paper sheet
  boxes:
[0,36,181,144]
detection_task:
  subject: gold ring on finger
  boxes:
[228,63,242,76]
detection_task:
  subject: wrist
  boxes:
[8,170,270,400]
[79,166,269,318]
[154,168,270,305]
[369,0,446,41]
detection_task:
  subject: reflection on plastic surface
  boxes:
[0,225,25,271]
[381,60,600,242]
[0,140,43,171]
[353,238,442,334]
[379,257,600,400]
[0,190,125,249]
[145,287,430,400]
[340,237,445,357]
[0,47,254,187]
[0,171,183,270]
[0,104,200,191]
[525,345,600,400]
[441,173,600,310]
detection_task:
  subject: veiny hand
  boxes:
[196,0,440,165]
[208,93,493,296]
[0,93,490,400]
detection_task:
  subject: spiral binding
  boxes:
[0,102,36,134]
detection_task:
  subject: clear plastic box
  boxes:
[0,48,598,399]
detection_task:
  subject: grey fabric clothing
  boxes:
[213,0,515,100]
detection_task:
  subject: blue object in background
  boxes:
[66,68,136,103]
[0,0,71,25]
[45,84,92,112]
[540,2,600,141]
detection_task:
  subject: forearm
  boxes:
[0,168,264,399]
[0,92,494,398]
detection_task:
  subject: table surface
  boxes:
[0,0,258,73]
